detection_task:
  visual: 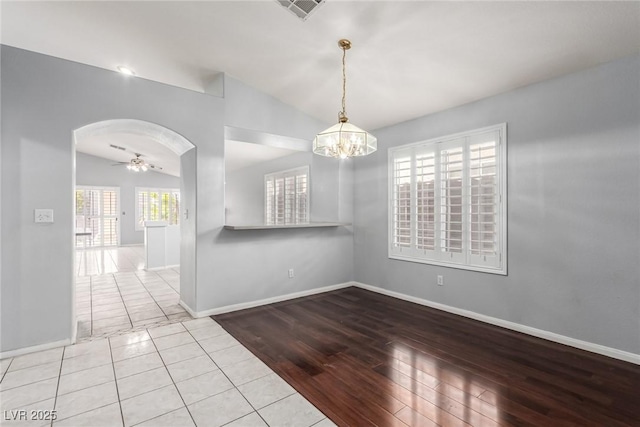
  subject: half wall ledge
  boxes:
[223,222,350,230]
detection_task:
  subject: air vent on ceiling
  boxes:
[109,144,126,151]
[276,0,325,21]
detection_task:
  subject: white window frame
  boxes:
[135,187,180,231]
[264,166,310,225]
[388,123,507,275]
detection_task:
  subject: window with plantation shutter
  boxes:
[75,186,120,248]
[265,166,309,225]
[388,124,507,275]
[135,187,180,231]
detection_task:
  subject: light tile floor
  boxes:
[76,268,190,339]
[0,318,334,427]
[75,246,146,277]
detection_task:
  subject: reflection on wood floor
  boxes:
[75,245,145,277]
[215,287,640,427]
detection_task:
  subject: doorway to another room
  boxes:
[74,190,187,340]
[74,265,185,339]
[73,119,196,341]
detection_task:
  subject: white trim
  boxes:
[0,339,72,360]
[179,300,198,318]
[388,254,505,275]
[181,282,355,318]
[75,119,195,156]
[145,264,180,272]
[388,123,507,275]
[353,282,640,365]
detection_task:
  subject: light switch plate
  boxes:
[34,209,54,223]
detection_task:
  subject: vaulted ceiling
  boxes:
[2,1,639,172]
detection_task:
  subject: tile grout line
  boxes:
[183,323,273,427]
[50,347,65,427]
[112,274,135,331]
[107,337,126,427]
[133,272,172,324]
[0,358,14,383]
[89,275,94,338]
[143,325,199,427]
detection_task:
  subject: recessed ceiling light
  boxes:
[117,66,135,76]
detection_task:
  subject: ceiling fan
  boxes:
[112,151,162,172]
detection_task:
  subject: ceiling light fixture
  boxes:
[313,39,377,160]
[126,154,148,172]
[117,65,135,76]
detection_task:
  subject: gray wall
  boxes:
[0,47,354,352]
[6,43,634,357]
[76,152,180,245]
[225,150,343,225]
[353,55,640,354]
[226,151,310,225]
[194,76,354,312]
[180,148,197,310]
[0,46,223,353]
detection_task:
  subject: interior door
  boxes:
[75,186,120,247]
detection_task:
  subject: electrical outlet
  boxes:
[437,275,444,286]
[288,268,294,279]
[34,209,54,223]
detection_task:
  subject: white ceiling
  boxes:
[76,132,181,177]
[3,1,639,169]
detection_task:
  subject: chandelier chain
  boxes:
[341,45,347,120]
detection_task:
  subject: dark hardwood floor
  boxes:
[213,287,640,427]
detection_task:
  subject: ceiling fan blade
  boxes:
[149,164,163,170]
[111,162,128,166]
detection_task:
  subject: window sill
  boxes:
[389,253,507,275]
[224,222,350,230]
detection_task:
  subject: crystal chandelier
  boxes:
[313,39,377,159]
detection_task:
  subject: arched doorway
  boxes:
[72,119,197,341]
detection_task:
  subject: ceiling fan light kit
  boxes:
[126,154,149,172]
[313,39,377,159]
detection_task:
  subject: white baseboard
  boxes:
[353,282,640,365]
[0,339,72,360]
[183,282,355,318]
[145,264,179,272]
[179,300,198,318]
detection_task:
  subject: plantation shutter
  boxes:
[468,131,501,269]
[438,140,465,264]
[415,147,436,254]
[171,192,180,225]
[102,189,118,246]
[265,177,275,225]
[388,124,506,274]
[296,173,309,223]
[75,186,119,247]
[265,166,309,225]
[391,148,412,253]
[136,188,180,230]
[137,191,149,228]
